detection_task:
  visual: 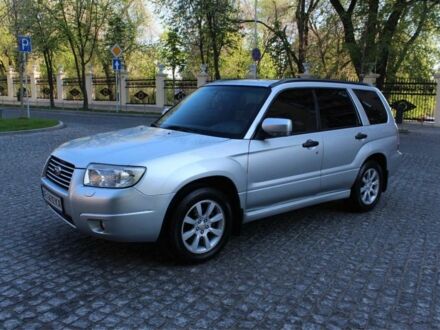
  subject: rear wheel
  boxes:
[349,160,383,212]
[166,188,232,262]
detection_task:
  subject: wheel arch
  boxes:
[159,176,243,240]
[364,153,388,191]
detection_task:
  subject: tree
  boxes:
[329,0,440,86]
[156,0,239,80]
[20,0,63,108]
[47,0,112,110]
[96,0,148,81]
[160,29,186,81]
[239,0,321,76]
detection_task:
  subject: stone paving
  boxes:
[1,109,440,329]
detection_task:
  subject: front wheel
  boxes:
[349,161,383,212]
[166,188,232,262]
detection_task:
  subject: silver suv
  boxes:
[41,79,401,262]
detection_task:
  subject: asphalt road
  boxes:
[1,108,440,329]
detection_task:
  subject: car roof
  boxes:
[208,78,370,88]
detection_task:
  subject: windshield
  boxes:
[153,85,270,138]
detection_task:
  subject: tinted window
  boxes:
[316,88,360,129]
[154,86,270,139]
[265,88,317,135]
[354,89,388,124]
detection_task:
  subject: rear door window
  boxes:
[316,88,360,130]
[353,89,388,124]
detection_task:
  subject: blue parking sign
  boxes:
[18,36,32,52]
[112,58,122,71]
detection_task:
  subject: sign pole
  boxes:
[119,68,122,112]
[26,53,30,118]
[19,52,24,112]
[18,36,32,118]
[116,70,120,113]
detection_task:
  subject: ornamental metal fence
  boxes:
[93,77,116,101]
[125,79,156,104]
[63,78,83,101]
[165,79,198,106]
[36,78,56,99]
[382,78,437,121]
[12,77,30,99]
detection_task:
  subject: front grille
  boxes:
[45,156,75,190]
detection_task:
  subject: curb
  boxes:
[0,121,65,135]
[0,106,161,118]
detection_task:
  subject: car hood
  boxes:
[53,125,229,168]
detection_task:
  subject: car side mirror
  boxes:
[262,118,292,137]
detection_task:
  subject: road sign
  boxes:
[251,48,261,62]
[112,58,122,71]
[18,36,32,52]
[111,44,123,58]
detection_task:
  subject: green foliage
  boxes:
[160,29,186,79]
[0,0,438,83]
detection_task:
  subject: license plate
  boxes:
[42,186,63,213]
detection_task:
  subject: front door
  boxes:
[247,88,323,211]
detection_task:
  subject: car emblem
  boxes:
[53,165,62,176]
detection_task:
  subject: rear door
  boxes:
[247,88,323,210]
[317,88,366,193]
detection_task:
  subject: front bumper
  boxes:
[41,169,174,242]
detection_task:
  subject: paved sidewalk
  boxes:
[1,117,440,329]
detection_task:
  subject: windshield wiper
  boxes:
[150,122,159,127]
[163,125,200,134]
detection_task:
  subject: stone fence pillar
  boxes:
[434,72,440,127]
[30,65,39,101]
[7,66,14,100]
[197,73,209,88]
[120,70,128,106]
[85,67,93,105]
[362,73,380,86]
[156,65,167,108]
[56,67,64,101]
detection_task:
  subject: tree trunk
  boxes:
[80,61,88,110]
[212,47,221,80]
[43,50,56,108]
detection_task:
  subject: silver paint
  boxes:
[41,80,402,242]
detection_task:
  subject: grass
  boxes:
[0,117,59,132]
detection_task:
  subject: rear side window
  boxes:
[353,89,388,124]
[316,88,360,130]
[265,88,317,135]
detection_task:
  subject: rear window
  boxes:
[316,88,360,130]
[354,90,388,124]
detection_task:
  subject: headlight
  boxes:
[84,164,146,188]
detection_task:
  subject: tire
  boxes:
[349,160,383,212]
[166,187,232,263]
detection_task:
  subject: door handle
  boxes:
[355,133,368,140]
[302,139,319,148]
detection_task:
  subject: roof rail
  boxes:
[269,78,370,88]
